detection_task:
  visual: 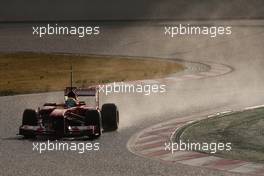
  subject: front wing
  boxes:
[19,125,98,137]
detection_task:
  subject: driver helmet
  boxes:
[67,90,77,100]
[65,90,77,107]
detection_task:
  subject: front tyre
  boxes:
[53,118,65,138]
[22,109,38,126]
[21,109,38,138]
[101,104,119,131]
[85,110,102,139]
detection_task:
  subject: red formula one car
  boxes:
[19,87,119,139]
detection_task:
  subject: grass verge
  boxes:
[0,52,184,95]
[180,107,264,163]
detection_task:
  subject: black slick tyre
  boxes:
[101,104,119,131]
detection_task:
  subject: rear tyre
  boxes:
[101,104,119,131]
[85,110,102,139]
[21,109,38,138]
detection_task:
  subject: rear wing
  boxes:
[64,87,99,106]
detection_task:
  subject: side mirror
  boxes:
[44,103,57,106]
[79,101,86,105]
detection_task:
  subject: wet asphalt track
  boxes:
[1,20,264,176]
